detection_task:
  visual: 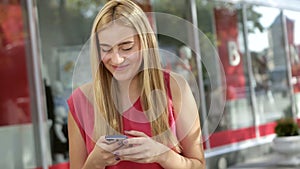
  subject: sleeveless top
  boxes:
[67,71,177,169]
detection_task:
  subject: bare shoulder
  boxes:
[79,82,93,93]
[168,71,193,112]
[169,71,190,95]
[77,82,94,103]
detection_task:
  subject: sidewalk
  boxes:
[228,153,300,169]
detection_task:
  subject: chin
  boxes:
[112,72,136,82]
[110,65,142,82]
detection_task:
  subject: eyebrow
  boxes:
[99,41,134,47]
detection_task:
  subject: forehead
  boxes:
[98,23,138,46]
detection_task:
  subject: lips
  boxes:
[112,64,129,71]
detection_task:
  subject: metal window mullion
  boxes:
[189,0,211,150]
[241,4,260,138]
[26,0,49,168]
[281,11,297,120]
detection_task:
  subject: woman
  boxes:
[67,0,205,168]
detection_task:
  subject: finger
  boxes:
[122,148,162,159]
[122,137,146,145]
[114,145,145,156]
[124,130,149,137]
[97,140,124,152]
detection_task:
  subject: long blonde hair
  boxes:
[90,0,180,151]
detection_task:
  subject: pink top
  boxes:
[67,72,177,169]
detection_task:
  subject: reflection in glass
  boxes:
[152,0,196,89]
[0,1,37,167]
[152,0,189,60]
[208,2,254,131]
[284,10,300,118]
[37,0,107,164]
[248,6,291,124]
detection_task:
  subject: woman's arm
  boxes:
[68,111,89,169]
[68,111,124,169]
[158,72,205,169]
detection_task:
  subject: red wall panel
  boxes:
[0,3,31,126]
[214,8,246,100]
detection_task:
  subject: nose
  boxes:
[111,49,124,65]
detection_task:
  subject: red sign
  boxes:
[0,4,31,126]
[214,8,246,100]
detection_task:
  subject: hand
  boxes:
[114,130,171,164]
[86,136,124,168]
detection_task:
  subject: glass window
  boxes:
[198,1,255,148]
[152,0,192,74]
[37,0,107,164]
[152,0,200,102]
[248,6,291,124]
[0,1,41,168]
[283,9,300,118]
[153,0,210,145]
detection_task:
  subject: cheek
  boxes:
[100,53,110,63]
[101,57,111,71]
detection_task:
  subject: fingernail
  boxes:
[118,141,123,145]
[123,140,128,144]
[114,151,119,155]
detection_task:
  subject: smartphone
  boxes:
[105,135,128,142]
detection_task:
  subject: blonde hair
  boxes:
[90,0,180,151]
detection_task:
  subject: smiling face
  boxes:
[98,23,142,82]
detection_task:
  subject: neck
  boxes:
[115,75,141,112]
[116,75,140,96]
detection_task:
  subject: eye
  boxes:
[122,47,133,51]
[101,48,112,53]
[121,43,134,51]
